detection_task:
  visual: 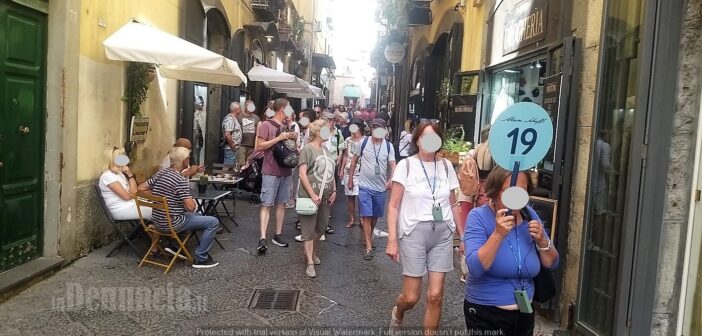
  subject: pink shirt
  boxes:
[257,120,293,177]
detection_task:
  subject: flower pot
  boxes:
[197,184,207,194]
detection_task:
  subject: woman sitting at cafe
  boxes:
[98,146,152,221]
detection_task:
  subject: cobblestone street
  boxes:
[0,195,559,335]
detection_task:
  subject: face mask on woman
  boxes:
[299,117,310,127]
[320,126,332,141]
[419,133,442,153]
[349,124,360,134]
[284,105,294,117]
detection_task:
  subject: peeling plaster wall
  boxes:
[560,0,603,326]
[651,1,702,335]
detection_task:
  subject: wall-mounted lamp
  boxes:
[264,35,274,42]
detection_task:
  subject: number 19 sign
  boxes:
[488,103,553,171]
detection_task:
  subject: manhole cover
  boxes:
[249,289,300,311]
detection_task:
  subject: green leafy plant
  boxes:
[122,62,153,117]
[198,175,209,185]
[377,0,408,29]
[437,78,454,105]
[442,126,472,154]
[292,16,305,42]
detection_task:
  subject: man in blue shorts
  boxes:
[347,118,396,260]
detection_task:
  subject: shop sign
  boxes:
[384,43,406,64]
[453,94,478,113]
[130,117,149,142]
[503,0,548,55]
[541,74,561,117]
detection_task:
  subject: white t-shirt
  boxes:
[160,155,171,170]
[398,131,412,157]
[392,156,460,237]
[99,171,132,214]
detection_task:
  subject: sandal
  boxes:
[345,221,355,228]
[325,226,335,234]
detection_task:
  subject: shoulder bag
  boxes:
[521,208,557,303]
[296,148,330,216]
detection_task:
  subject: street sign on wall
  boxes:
[384,43,406,64]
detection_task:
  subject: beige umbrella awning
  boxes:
[103,21,247,86]
[247,64,317,96]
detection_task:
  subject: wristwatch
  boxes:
[537,239,552,251]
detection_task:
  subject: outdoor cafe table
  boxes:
[190,177,243,228]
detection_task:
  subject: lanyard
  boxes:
[505,229,527,290]
[419,158,438,201]
[373,140,382,165]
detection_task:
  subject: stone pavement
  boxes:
[0,192,562,336]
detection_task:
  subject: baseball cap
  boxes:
[371,118,386,128]
[322,112,336,120]
[350,118,365,128]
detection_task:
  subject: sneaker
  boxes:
[295,235,303,242]
[363,249,374,260]
[389,306,402,334]
[459,276,466,283]
[164,247,187,260]
[286,203,295,209]
[257,239,268,255]
[295,221,301,230]
[313,256,321,265]
[373,229,389,238]
[272,234,289,247]
[320,235,326,241]
[192,259,220,269]
[325,226,335,234]
[306,264,316,278]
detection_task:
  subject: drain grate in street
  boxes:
[249,289,300,311]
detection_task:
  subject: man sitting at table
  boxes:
[139,146,220,269]
[160,138,204,177]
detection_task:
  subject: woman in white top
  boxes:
[339,119,365,228]
[386,122,461,334]
[397,119,415,160]
[98,146,152,221]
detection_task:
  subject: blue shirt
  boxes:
[464,205,558,306]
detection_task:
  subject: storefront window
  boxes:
[579,0,645,334]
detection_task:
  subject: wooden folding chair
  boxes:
[134,192,193,274]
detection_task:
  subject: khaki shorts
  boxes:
[300,201,332,241]
[237,146,255,168]
[399,221,454,277]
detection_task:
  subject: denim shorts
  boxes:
[260,174,292,207]
[358,187,386,218]
[223,148,237,166]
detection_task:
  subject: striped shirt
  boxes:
[146,168,191,231]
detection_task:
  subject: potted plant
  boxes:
[197,175,209,194]
[440,126,472,165]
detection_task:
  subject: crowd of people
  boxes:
[97,98,559,335]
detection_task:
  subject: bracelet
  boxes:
[536,240,552,251]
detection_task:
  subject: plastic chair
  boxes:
[95,184,143,258]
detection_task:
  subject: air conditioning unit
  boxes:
[314,20,322,32]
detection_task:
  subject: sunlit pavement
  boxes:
[0,191,561,335]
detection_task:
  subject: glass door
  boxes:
[578,0,646,334]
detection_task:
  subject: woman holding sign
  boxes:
[385,122,462,334]
[463,167,559,335]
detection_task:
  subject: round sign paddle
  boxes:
[489,103,553,209]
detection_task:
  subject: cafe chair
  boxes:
[95,184,143,258]
[134,192,193,274]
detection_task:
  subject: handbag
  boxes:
[295,149,330,216]
[520,208,557,303]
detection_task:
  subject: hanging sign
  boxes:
[130,117,150,142]
[488,102,553,171]
[453,94,478,113]
[384,43,406,64]
[541,74,561,117]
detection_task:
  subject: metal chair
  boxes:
[134,192,193,274]
[95,184,143,258]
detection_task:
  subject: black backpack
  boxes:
[267,120,299,168]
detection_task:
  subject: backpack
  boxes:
[474,142,495,179]
[267,120,299,168]
[458,156,481,197]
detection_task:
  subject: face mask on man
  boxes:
[284,105,294,117]
[246,103,256,113]
[265,108,275,118]
[349,124,360,134]
[372,127,387,139]
[299,117,310,127]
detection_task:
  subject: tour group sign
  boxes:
[489,102,553,209]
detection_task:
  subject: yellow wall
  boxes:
[461,4,485,71]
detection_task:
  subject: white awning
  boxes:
[288,85,325,99]
[103,21,247,86]
[247,64,317,97]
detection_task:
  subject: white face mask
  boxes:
[284,105,294,117]
[246,103,256,113]
[349,124,360,134]
[372,128,387,139]
[114,154,130,166]
[320,126,331,141]
[419,132,443,153]
[265,108,275,118]
[299,117,310,127]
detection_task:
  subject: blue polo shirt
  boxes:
[464,205,558,306]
